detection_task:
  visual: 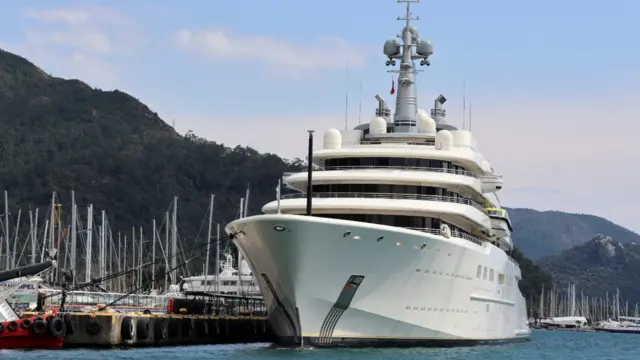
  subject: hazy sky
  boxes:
[1,0,639,232]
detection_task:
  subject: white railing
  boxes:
[322,165,480,178]
[281,192,487,213]
[282,166,480,180]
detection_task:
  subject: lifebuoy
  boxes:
[120,316,134,341]
[86,318,102,336]
[33,319,47,335]
[7,321,19,332]
[136,319,149,340]
[21,318,33,330]
[48,317,66,338]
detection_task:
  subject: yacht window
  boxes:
[498,273,505,285]
[489,269,495,282]
[483,267,488,280]
[324,157,469,173]
[311,184,471,202]
[476,265,482,278]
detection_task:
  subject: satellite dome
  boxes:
[323,128,342,149]
[417,109,436,134]
[370,116,387,134]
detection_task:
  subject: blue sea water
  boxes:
[3,331,640,360]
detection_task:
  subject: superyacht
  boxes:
[226,0,530,347]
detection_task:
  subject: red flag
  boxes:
[390,78,395,95]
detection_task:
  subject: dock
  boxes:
[21,311,273,347]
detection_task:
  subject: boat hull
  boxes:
[226,214,531,347]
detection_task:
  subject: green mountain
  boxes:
[506,208,640,259]
[0,48,303,268]
[1,47,549,300]
[539,234,640,304]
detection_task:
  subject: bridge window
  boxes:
[324,157,467,172]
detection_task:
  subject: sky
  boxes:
[1,0,639,232]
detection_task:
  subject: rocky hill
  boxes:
[507,208,640,259]
[540,234,640,303]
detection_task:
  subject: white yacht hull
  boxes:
[226,214,531,347]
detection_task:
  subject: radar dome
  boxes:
[417,39,434,57]
[435,130,453,150]
[383,40,400,57]
[323,128,342,149]
[417,109,436,134]
[370,116,387,134]
[403,25,418,37]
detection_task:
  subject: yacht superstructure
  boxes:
[225,0,530,347]
[180,252,262,297]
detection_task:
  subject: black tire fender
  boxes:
[86,318,102,336]
[136,318,149,340]
[120,316,134,341]
[33,319,47,335]
[48,317,66,338]
[7,321,18,332]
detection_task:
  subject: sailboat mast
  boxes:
[2,190,8,270]
[70,190,77,284]
[85,204,93,283]
[164,211,169,289]
[205,194,214,287]
[152,219,156,290]
[171,196,177,285]
[215,223,220,293]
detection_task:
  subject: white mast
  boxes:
[131,226,136,288]
[49,191,55,277]
[29,210,35,264]
[11,210,21,268]
[171,196,177,285]
[118,232,122,292]
[138,226,143,289]
[215,223,220,293]
[3,190,8,270]
[100,210,106,279]
[152,218,156,290]
[85,204,93,282]
[70,190,77,284]
[123,234,127,291]
[204,194,214,289]
[164,211,169,290]
[33,208,39,264]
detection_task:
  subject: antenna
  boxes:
[344,61,349,130]
[469,101,472,131]
[172,119,176,129]
[462,76,466,130]
[358,79,363,124]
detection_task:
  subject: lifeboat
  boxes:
[0,312,67,349]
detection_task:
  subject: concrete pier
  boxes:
[21,312,273,348]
